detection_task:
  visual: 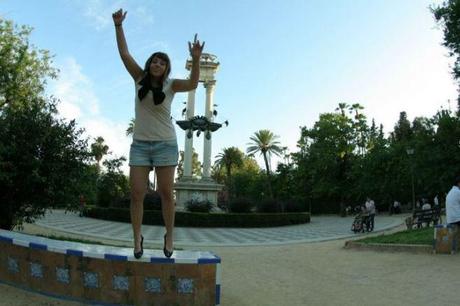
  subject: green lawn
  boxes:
[358,227,433,245]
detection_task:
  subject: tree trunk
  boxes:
[226,167,232,199]
[262,152,274,198]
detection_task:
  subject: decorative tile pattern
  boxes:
[83,272,99,288]
[113,275,129,291]
[7,257,19,273]
[178,278,194,294]
[144,277,161,293]
[30,262,43,278]
[56,267,70,284]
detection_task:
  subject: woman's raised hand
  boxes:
[112,9,127,25]
[188,34,205,60]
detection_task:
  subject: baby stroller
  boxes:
[351,212,370,233]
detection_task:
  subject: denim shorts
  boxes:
[129,139,178,167]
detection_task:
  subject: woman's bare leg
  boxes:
[129,166,150,252]
[155,166,176,252]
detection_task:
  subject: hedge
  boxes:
[83,206,310,228]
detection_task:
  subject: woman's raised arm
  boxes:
[172,34,205,93]
[112,9,143,81]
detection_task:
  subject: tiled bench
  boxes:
[0,230,221,305]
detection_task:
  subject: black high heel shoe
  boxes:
[134,235,144,259]
[163,234,173,258]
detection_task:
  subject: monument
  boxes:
[174,53,226,210]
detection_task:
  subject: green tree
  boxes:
[177,148,202,179]
[391,111,412,143]
[422,109,460,195]
[0,18,57,110]
[247,129,283,197]
[0,18,89,229]
[432,0,460,109]
[349,103,368,155]
[214,147,244,183]
[293,104,363,213]
[0,97,90,229]
[308,114,352,209]
[126,118,135,136]
[96,157,129,207]
[90,136,109,172]
[77,163,99,206]
[214,147,244,198]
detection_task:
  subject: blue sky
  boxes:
[1,0,457,174]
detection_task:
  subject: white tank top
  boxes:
[132,78,176,141]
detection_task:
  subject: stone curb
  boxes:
[344,240,433,254]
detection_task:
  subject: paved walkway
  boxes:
[33,210,405,247]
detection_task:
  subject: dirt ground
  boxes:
[1,224,460,306]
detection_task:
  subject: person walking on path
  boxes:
[365,197,376,231]
[112,9,204,259]
[446,176,460,226]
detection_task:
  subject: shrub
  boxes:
[284,199,308,212]
[217,190,229,212]
[111,196,130,208]
[96,157,129,208]
[185,199,214,213]
[256,198,283,213]
[110,191,162,210]
[83,206,310,227]
[228,197,254,213]
[144,191,162,211]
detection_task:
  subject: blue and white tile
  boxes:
[177,278,194,294]
[113,275,129,291]
[83,272,99,288]
[56,267,70,284]
[144,277,161,293]
[30,262,43,278]
[7,257,19,273]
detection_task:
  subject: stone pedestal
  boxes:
[174,178,223,211]
[433,224,459,254]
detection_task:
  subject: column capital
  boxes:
[203,80,216,89]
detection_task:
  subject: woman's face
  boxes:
[149,56,168,79]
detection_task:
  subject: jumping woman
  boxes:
[112,8,204,259]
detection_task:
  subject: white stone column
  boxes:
[183,89,196,179]
[202,81,215,179]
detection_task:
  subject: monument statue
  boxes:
[174,53,226,210]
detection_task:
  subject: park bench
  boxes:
[411,207,441,229]
[0,229,221,305]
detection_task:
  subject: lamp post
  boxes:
[406,148,415,212]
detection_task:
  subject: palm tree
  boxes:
[90,136,109,172]
[214,147,244,182]
[335,102,349,116]
[215,147,244,199]
[126,118,135,136]
[246,130,283,197]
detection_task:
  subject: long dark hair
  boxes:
[138,52,171,101]
[143,52,171,83]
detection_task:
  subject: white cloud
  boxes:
[77,0,155,31]
[132,6,154,25]
[137,41,171,57]
[82,0,124,31]
[51,57,99,120]
[49,56,131,174]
